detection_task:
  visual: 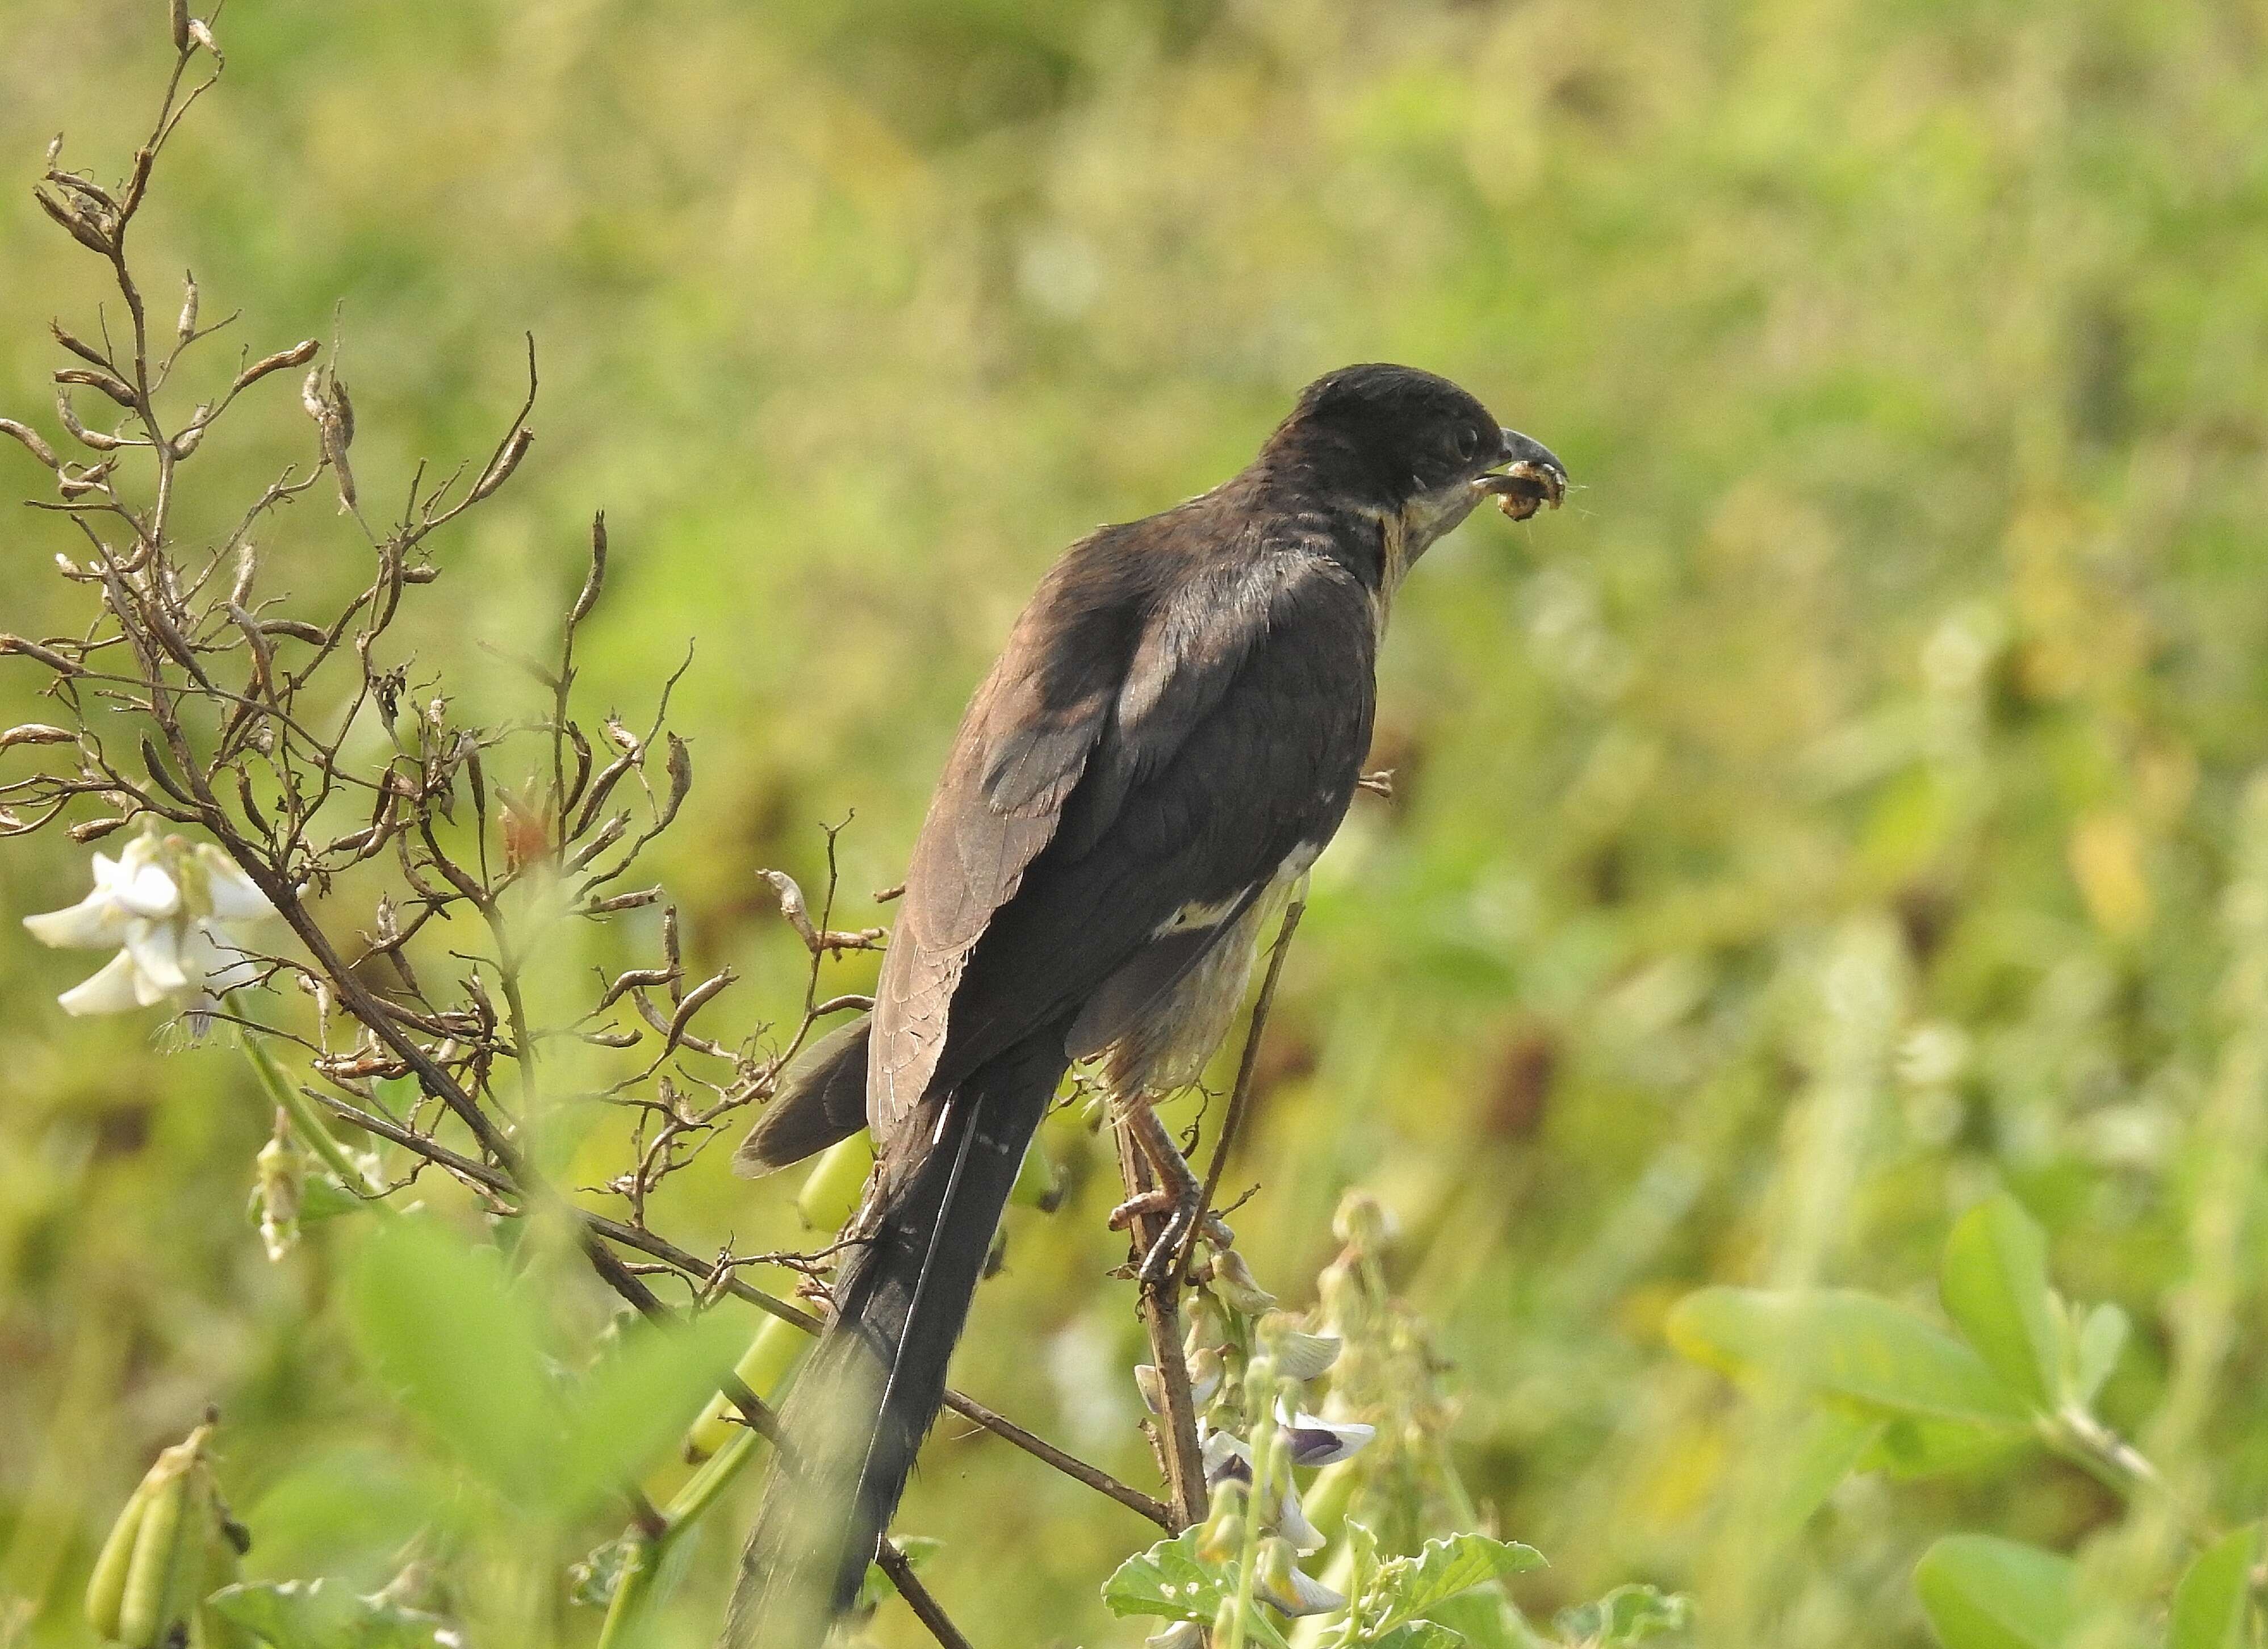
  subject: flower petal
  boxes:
[23,892,127,949]
[1275,1480,1324,1555]
[1275,1402,1375,1467]
[195,846,273,921]
[1203,1429,1253,1488]
[113,859,181,919]
[57,949,151,1015]
[125,921,191,996]
[188,920,261,994]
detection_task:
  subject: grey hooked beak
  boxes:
[1474,427,1568,521]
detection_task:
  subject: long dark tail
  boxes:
[722,1032,1063,1647]
[732,1014,872,1177]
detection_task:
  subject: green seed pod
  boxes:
[796,1133,875,1232]
[679,1314,807,1466]
[83,1474,152,1639]
[115,1444,196,1647]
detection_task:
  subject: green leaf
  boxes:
[298,1171,375,1225]
[1102,1527,1290,1649]
[2072,1303,2128,1409]
[346,1215,564,1504]
[556,1308,747,1517]
[1771,1407,1884,1540]
[1667,1288,2030,1428]
[1861,1414,2030,1480]
[1913,1534,2077,1649]
[2169,1522,2261,1649]
[1939,1196,2062,1409]
[1554,1584,1697,1644]
[1426,1585,1526,1649]
[208,1579,462,1649]
[1369,1533,1543,1635]
[1371,1625,1465,1649]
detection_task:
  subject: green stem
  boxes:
[595,1418,768,1647]
[593,1531,657,1649]
[226,989,384,1205]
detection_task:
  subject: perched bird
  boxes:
[725,363,1566,1644]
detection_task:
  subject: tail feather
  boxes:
[733,1014,872,1177]
[723,1031,1063,1646]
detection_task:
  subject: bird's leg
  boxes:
[1108,1096,1235,1284]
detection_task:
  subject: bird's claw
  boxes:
[1110,1190,1233,1285]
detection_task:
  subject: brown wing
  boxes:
[869,520,1375,1158]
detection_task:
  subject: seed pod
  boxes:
[70,817,130,844]
[56,391,123,451]
[168,0,189,52]
[34,186,111,254]
[83,1474,153,1639]
[176,272,198,342]
[187,18,219,58]
[681,1314,807,1464]
[0,419,58,470]
[467,425,533,504]
[170,407,211,458]
[0,723,74,750]
[55,369,136,412]
[796,1131,876,1232]
[115,1440,198,1647]
[229,339,317,394]
[570,512,607,621]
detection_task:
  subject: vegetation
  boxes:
[3,2,2266,1646]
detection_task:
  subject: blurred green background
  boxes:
[4,0,2267,1644]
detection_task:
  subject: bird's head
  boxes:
[1267,363,1567,565]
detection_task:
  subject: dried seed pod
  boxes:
[56,458,119,499]
[34,186,111,254]
[0,723,75,750]
[330,377,354,450]
[229,339,317,394]
[570,512,607,622]
[49,321,110,370]
[177,271,199,342]
[44,133,61,169]
[169,0,190,51]
[187,16,219,58]
[170,405,211,458]
[656,734,692,830]
[0,419,58,470]
[69,816,129,844]
[467,425,533,504]
[55,367,136,411]
[56,391,122,451]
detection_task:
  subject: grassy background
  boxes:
[3,1,2267,1644]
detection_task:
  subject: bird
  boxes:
[722,363,1566,1644]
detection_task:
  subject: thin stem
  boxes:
[940,1389,1171,1529]
[1115,1118,1207,1528]
[228,989,381,1200]
[876,1539,974,1649]
[2044,1407,2218,1548]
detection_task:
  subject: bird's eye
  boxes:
[1454,427,1479,461]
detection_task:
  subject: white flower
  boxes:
[24,831,274,1015]
[1255,1538,1346,1618]
[1275,1400,1376,1468]
[1273,1476,1324,1555]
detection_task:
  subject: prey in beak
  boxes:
[1475,428,1568,522]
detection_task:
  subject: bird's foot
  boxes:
[1110,1189,1233,1285]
